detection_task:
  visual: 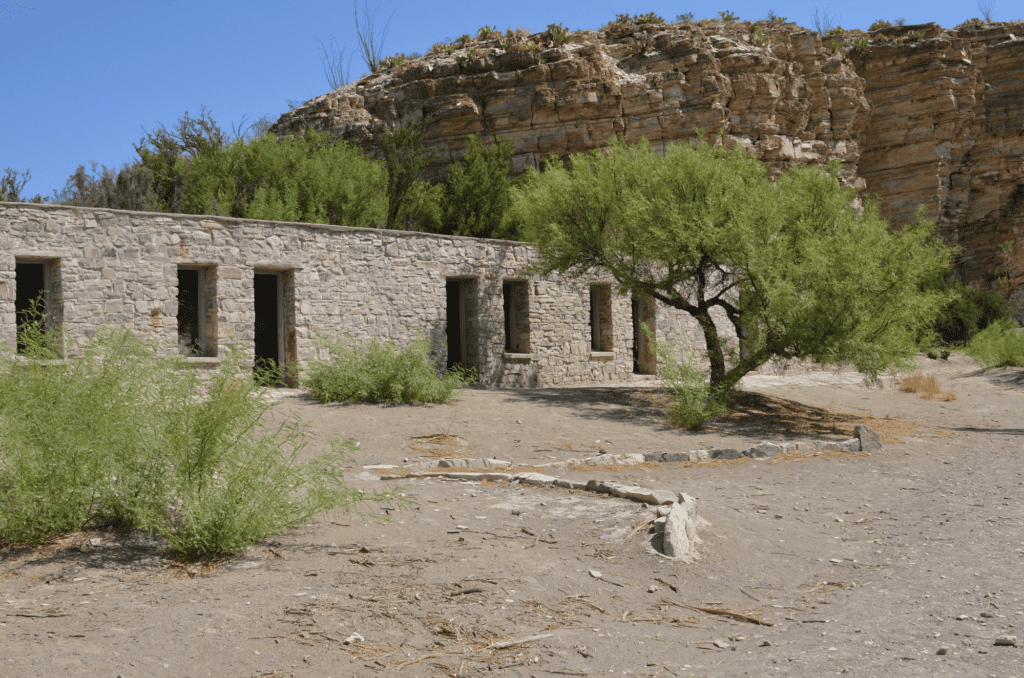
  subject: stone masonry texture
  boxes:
[0,202,733,387]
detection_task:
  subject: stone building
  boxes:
[0,202,729,387]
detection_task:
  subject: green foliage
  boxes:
[650,333,729,429]
[455,33,474,48]
[718,10,739,23]
[849,36,870,55]
[512,136,952,400]
[442,134,515,238]
[1,167,48,203]
[304,333,474,404]
[50,160,159,211]
[381,119,435,230]
[827,26,847,35]
[932,281,1012,345]
[477,25,498,39]
[907,31,924,41]
[429,41,457,56]
[379,52,406,69]
[965,319,1024,367]
[749,26,766,45]
[632,12,665,24]
[765,10,786,27]
[870,19,892,30]
[395,179,445,232]
[0,320,383,558]
[675,12,695,23]
[545,22,571,46]
[168,127,386,227]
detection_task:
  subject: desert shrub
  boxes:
[870,19,892,30]
[379,52,406,69]
[933,282,1012,345]
[718,10,739,23]
[964,318,1024,367]
[765,10,786,27]
[442,133,515,238]
[675,12,695,23]
[477,25,498,40]
[651,335,730,429]
[304,333,474,404]
[632,12,665,24]
[899,371,956,401]
[0,319,382,558]
[545,22,571,45]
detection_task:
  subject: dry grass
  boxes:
[899,371,956,401]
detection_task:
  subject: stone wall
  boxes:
[0,202,730,388]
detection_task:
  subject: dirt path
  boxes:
[2,354,1022,677]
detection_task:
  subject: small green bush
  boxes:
[545,22,571,46]
[304,333,474,404]
[934,282,1012,345]
[870,19,892,30]
[965,318,1024,368]
[718,10,739,23]
[651,335,729,430]
[0,319,383,558]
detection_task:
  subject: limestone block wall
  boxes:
[0,203,730,388]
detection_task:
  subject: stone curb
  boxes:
[382,427,881,474]
[373,469,705,561]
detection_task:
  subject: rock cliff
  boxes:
[270,18,1024,313]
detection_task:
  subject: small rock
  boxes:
[854,425,883,451]
[511,509,521,516]
[648,584,659,593]
[759,640,772,647]
[589,569,602,579]
[300,631,310,639]
[993,636,1018,647]
[344,632,364,645]
[955,615,969,621]
[712,638,732,649]
[936,647,948,655]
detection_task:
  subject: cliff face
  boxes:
[271,19,1024,313]
[851,22,1024,311]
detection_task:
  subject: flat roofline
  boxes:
[0,201,533,248]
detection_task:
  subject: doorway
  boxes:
[445,278,478,373]
[15,260,53,354]
[254,271,283,377]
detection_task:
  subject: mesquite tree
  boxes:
[512,136,952,402]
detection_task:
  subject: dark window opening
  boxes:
[177,269,201,354]
[589,285,612,352]
[15,262,46,354]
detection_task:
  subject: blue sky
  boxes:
[1,0,1012,200]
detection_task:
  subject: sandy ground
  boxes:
[2,354,1023,678]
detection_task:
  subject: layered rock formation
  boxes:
[271,18,1024,313]
[851,22,1024,310]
